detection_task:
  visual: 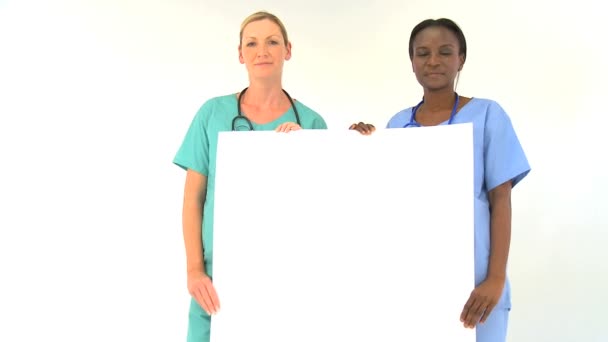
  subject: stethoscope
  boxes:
[404,92,460,128]
[232,87,301,131]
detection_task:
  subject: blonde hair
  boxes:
[239,11,289,47]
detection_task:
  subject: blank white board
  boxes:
[212,125,474,342]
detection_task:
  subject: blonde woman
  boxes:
[173,11,327,341]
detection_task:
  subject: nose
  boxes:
[256,43,269,57]
[426,52,440,66]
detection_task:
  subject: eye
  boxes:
[246,42,256,47]
[269,40,279,45]
[440,50,453,55]
[416,52,429,57]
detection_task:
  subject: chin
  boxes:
[252,71,281,81]
[422,83,451,92]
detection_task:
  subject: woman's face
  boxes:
[239,19,291,81]
[411,26,464,92]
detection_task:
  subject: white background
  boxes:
[0,0,606,341]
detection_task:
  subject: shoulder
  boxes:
[466,98,509,119]
[197,94,236,113]
[293,99,327,128]
[192,94,237,124]
[468,98,523,146]
[386,106,414,128]
[457,97,515,130]
[293,99,323,119]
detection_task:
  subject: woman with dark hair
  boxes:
[350,18,530,342]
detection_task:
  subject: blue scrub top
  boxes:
[386,97,531,309]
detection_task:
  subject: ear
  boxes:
[238,45,244,64]
[458,55,465,71]
[285,41,292,61]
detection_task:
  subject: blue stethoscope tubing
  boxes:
[404,92,460,128]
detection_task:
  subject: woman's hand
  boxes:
[459,276,505,328]
[349,122,376,135]
[275,122,302,132]
[188,270,220,315]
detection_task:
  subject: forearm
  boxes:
[487,182,512,281]
[183,200,205,274]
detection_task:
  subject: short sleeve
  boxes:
[386,108,412,128]
[312,116,328,129]
[293,101,327,129]
[484,102,531,191]
[173,102,212,176]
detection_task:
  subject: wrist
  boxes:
[485,272,506,283]
[187,261,206,276]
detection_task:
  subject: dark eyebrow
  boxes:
[416,44,456,49]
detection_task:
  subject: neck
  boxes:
[421,89,456,112]
[243,79,284,108]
